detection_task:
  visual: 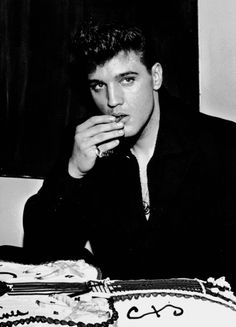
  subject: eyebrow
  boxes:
[88,71,139,84]
[118,71,139,78]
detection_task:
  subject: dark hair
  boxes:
[70,21,159,76]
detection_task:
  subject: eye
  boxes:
[90,82,105,92]
[120,76,135,86]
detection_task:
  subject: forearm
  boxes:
[23,165,91,261]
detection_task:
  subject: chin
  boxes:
[125,124,143,138]
[123,129,135,138]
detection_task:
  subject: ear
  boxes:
[151,63,163,90]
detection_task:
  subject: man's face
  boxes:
[88,51,162,137]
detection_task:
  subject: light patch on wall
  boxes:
[199,0,236,122]
[0,177,43,247]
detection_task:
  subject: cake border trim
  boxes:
[0,298,118,327]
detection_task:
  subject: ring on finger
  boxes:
[96,147,104,158]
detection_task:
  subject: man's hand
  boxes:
[68,115,124,178]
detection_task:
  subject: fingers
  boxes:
[89,127,124,147]
[69,115,124,177]
[85,121,124,139]
[77,115,116,132]
[75,115,125,148]
[97,139,120,156]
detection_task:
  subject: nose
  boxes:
[107,84,124,108]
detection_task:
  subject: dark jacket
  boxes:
[23,88,236,288]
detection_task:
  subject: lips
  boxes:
[113,114,129,123]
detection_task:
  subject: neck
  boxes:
[131,93,160,164]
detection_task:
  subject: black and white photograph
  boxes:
[0,0,236,325]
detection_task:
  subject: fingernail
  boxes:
[118,129,124,134]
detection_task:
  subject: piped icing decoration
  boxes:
[0,272,17,278]
[23,260,98,280]
[0,298,118,327]
[0,281,12,297]
[206,276,236,303]
[207,276,231,290]
[127,304,184,320]
[0,260,118,327]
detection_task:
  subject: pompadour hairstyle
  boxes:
[70,21,159,75]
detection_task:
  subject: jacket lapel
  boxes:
[148,89,199,202]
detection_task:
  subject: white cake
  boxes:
[89,277,236,326]
[1,260,236,327]
[0,260,118,327]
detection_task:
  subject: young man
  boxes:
[23,22,236,288]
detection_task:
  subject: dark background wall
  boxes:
[0,0,199,178]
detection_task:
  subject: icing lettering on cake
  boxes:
[89,277,236,326]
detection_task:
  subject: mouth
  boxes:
[113,114,129,123]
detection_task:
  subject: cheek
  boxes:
[92,95,107,113]
[134,79,154,104]
[132,89,154,118]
